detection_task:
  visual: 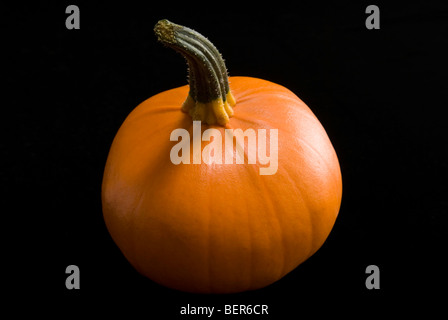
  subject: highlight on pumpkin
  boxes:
[154,19,236,126]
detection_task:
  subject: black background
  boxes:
[4,0,448,316]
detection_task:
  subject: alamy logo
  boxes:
[65,5,80,30]
[170,121,278,175]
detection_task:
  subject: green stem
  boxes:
[154,19,236,126]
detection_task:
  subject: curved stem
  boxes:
[154,19,236,126]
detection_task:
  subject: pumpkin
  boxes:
[102,19,342,293]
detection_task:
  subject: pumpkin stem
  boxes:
[154,19,236,126]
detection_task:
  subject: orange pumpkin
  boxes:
[102,19,342,293]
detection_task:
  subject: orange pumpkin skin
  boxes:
[102,76,342,293]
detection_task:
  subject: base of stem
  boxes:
[182,92,236,126]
